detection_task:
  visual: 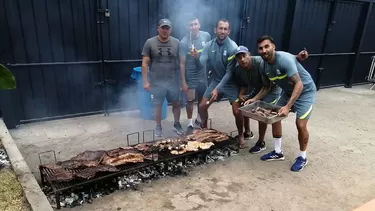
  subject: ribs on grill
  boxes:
[75,165,119,179]
[102,148,144,166]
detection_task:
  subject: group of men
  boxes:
[141,16,317,172]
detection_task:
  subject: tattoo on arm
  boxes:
[286,73,303,108]
[289,73,301,84]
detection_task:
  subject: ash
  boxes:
[44,147,238,209]
[0,148,10,170]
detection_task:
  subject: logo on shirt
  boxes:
[158,47,172,56]
[202,41,206,46]
[276,69,281,75]
[223,50,227,56]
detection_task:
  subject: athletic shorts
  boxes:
[186,83,207,102]
[276,83,316,120]
[150,84,180,105]
[203,81,239,103]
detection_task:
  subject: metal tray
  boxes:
[238,101,287,124]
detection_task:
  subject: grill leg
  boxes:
[56,192,61,210]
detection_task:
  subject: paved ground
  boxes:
[9,84,375,211]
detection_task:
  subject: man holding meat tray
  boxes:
[141,18,185,137]
[233,46,309,154]
[244,35,316,172]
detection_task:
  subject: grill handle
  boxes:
[126,132,140,146]
[38,150,57,165]
[142,129,155,142]
[208,118,212,129]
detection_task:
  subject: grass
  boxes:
[0,140,30,211]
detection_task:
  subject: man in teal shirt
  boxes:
[179,16,211,134]
[198,19,248,147]
[245,35,316,172]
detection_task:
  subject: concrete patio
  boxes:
[8,84,375,211]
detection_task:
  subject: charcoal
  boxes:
[0,148,10,169]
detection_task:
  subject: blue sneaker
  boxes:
[249,141,266,154]
[260,150,285,161]
[291,156,308,172]
[155,125,162,137]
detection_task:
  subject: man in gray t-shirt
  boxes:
[141,18,184,137]
[179,16,211,134]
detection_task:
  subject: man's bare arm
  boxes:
[141,56,150,83]
[286,73,304,108]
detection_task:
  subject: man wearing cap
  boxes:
[179,16,211,134]
[233,45,308,154]
[198,19,249,147]
[141,18,185,137]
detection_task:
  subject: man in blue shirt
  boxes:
[198,19,248,147]
[245,35,316,172]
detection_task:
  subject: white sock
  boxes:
[274,138,282,153]
[188,119,193,126]
[298,151,307,159]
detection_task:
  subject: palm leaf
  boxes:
[0,64,16,90]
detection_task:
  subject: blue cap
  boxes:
[235,45,249,55]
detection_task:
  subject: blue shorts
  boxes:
[150,84,180,105]
[203,81,239,103]
[276,83,316,120]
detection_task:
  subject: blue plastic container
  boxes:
[131,67,168,120]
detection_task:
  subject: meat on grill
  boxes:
[75,165,119,179]
[49,168,74,182]
[70,150,107,167]
[187,129,229,143]
[133,143,153,152]
[42,160,84,170]
[107,148,137,157]
[102,152,144,166]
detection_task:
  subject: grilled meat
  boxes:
[102,153,144,166]
[42,160,84,170]
[133,143,153,152]
[107,148,138,157]
[251,107,278,118]
[75,165,119,179]
[71,150,107,167]
[49,168,74,182]
[187,129,229,143]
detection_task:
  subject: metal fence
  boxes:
[0,0,374,128]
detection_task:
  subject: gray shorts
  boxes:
[150,85,180,105]
[203,81,239,103]
[276,83,316,120]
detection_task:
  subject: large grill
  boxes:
[38,122,239,210]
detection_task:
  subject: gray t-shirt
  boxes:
[141,36,180,85]
[179,31,211,88]
[233,56,280,98]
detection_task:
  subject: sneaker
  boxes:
[249,141,266,154]
[260,150,285,161]
[291,156,308,172]
[195,119,202,128]
[186,125,194,135]
[173,122,184,135]
[244,132,254,140]
[155,125,162,137]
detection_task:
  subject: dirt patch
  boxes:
[0,140,31,211]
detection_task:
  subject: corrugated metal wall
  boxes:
[0,0,374,128]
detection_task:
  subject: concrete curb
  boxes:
[0,119,54,211]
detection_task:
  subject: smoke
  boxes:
[166,0,220,40]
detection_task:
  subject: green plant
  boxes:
[0,64,16,90]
